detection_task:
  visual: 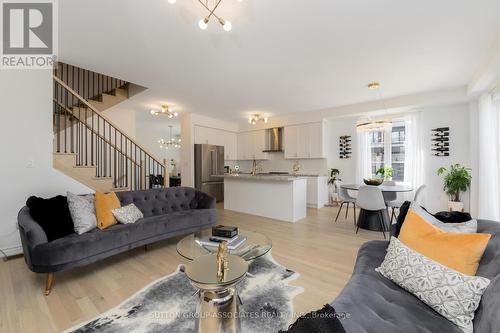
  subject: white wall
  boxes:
[325,117,359,184]
[420,104,471,213]
[327,103,471,213]
[135,116,181,176]
[0,70,91,256]
[103,105,137,139]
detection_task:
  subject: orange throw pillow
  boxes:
[399,209,491,276]
[95,192,121,230]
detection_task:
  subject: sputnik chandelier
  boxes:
[158,125,182,149]
[168,0,241,31]
[150,105,179,118]
[248,114,268,125]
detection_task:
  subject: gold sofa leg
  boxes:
[44,273,54,296]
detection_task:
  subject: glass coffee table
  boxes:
[177,228,272,261]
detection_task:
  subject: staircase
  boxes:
[53,63,168,192]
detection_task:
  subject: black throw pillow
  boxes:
[393,202,474,238]
[393,201,411,238]
[26,195,75,242]
[279,304,346,333]
[433,211,472,223]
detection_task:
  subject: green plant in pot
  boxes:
[376,166,393,180]
[437,164,471,212]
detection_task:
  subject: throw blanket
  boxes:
[279,304,346,333]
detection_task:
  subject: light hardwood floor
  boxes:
[0,204,383,333]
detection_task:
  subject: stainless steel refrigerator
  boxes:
[194,144,225,202]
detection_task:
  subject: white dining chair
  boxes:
[334,181,357,226]
[382,180,397,204]
[413,184,426,203]
[356,185,388,239]
[387,184,427,223]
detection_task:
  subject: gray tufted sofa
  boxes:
[331,220,500,332]
[18,187,216,294]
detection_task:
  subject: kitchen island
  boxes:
[223,174,307,222]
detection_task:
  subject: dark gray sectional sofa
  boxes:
[18,187,216,294]
[331,220,500,333]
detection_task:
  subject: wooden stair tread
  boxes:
[53,152,77,156]
[93,176,113,180]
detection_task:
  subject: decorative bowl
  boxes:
[363,178,384,186]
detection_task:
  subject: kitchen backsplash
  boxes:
[225,152,328,175]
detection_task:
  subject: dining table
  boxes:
[340,183,413,232]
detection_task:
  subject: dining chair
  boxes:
[387,184,427,223]
[334,181,357,226]
[356,185,388,239]
[382,180,397,204]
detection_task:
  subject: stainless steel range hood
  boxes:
[262,127,283,152]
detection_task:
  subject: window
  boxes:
[368,121,406,182]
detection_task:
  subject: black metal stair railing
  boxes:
[54,62,127,103]
[53,75,167,191]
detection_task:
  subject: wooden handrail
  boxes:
[53,99,140,167]
[53,75,164,166]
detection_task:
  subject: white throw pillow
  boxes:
[376,237,490,333]
[112,204,144,224]
[410,202,477,233]
[67,192,97,234]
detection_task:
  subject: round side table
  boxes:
[186,254,248,333]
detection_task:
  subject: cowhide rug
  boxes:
[64,253,303,333]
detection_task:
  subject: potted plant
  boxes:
[327,169,340,204]
[375,166,393,180]
[437,164,472,212]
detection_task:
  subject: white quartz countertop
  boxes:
[224,174,308,182]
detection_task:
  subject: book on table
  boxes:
[198,235,247,250]
[212,225,238,238]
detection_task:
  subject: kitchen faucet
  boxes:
[251,158,262,175]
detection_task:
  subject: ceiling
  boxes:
[59,0,500,122]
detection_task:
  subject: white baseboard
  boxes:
[0,244,23,258]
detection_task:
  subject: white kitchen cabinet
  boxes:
[308,122,325,158]
[284,122,326,159]
[237,130,268,160]
[284,125,299,159]
[306,176,329,208]
[194,125,238,160]
[237,131,251,160]
[194,125,212,145]
[223,131,237,160]
[253,130,268,160]
[297,125,309,158]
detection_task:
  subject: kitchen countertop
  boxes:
[223,174,308,182]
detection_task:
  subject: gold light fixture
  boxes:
[356,82,392,131]
[248,114,268,125]
[169,0,239,31]
[356,119,392,131]
[158,125,181,149]
[150,105,179,118]
[367,82,380,90]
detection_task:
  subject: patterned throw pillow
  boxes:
[67,192,97,234]
[376,237,490,333]
[112,204,144,224]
